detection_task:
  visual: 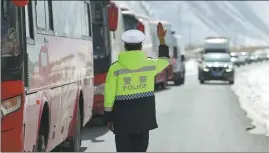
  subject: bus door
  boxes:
[92,1,111,77]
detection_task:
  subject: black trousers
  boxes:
[115,131,149,152]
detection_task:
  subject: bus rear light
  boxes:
[137,21,145,33]
[1,95,22,118]
[94,83,105,95]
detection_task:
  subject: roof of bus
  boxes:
[121,10,151,21]
[116,2,131,10]
[205,38,228,43]
[121,10,136,16]
[116,3,150,20]
[135,13,152,20]
[206,36,229,40]
[149,20,171,25]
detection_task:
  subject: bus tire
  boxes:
[174,79,180,85]
[180,77,185,84]
[160,80,167,89]
[35,134,46,152]
[35,104,49,152]
[160,73,168,89]
[65,103,82,152]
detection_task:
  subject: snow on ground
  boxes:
[231,61,269,136]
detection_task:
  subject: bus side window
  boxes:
[85,2,92,37]
[25,0,34,40]
[51,1,65,36]
[81,1,92,38]
[35,1,46,29]
[35,0,53,31]
[44,0,54,31]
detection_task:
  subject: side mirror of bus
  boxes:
[181,55,185,62]
[107,2,118,32]
[137,21,145,33]
[173,47,178,58]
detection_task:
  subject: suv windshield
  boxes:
[203,54,231,62]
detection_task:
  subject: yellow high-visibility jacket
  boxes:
[104,45,170,134]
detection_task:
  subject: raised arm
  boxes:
[154,22,170,74]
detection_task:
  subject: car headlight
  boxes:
[202,65,209,72]
[94,83,105,95]
[231,58,237,62]
[1,95,22,118]
[225,65,233,72]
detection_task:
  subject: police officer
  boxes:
[104,22,170,152]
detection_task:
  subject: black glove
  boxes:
[106,122,115,134]
[104,111,115,134]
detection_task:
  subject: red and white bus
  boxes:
[1,0,117,151]
[91,1,116,117]
[92,3,147,117]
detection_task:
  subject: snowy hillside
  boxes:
[115,1,269,46]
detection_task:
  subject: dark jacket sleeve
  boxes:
[104,111,114,124]
[153,45,170,74]
[158,45,170,58]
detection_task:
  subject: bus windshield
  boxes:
[123,14,138,31]
[1,1,23,80]
[92,1,109,58]
[1,1,20,57]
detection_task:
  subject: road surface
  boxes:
[81,69,269,152]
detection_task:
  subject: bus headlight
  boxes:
[94,83,105,95]
[1,95,22,117]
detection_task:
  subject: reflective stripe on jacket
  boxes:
[104,45,169,134]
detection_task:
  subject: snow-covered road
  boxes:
[232,61,269,136]
[185,59,269,136]
[81,59,269,152]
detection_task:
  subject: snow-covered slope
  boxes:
[115,1,269,46]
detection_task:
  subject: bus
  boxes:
[1,0,117,151]
[92,1,124,117]
[91,3,147,118]
[1,1,25,151]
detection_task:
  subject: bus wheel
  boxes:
[63,105,81,152]
[160,75,168,89]
[154,84,159,90]
[174,79,180,85]
[180,77,185,85]
[35,134,46,152]
[160,81,167,89]
[69,104,82,152]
